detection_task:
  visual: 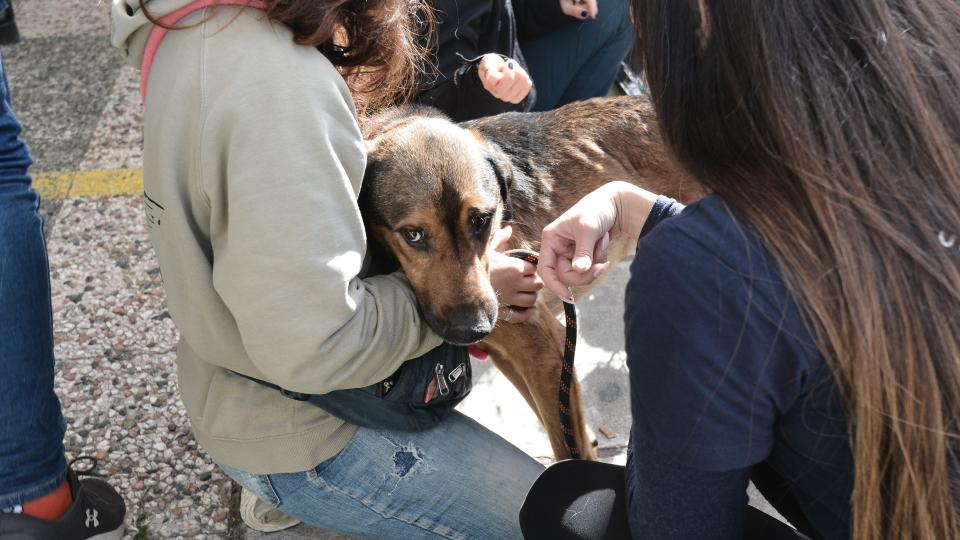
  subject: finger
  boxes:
[479,55,506,91]
[586,0,598,18]
[518,259,537,276]
[492,66,517,91]
[501,305,533,324]
[480,54,505,75]
[509,309,533,323]
[492,75,515,100]
[511,274,542,294]
[502,292,537,308]
[531,273,545,290]
[556,256,611,287]
[480,69,504,94]
[507,78,532,104]
[496,255,536,278]
[537,230,575,301]
[592,231,610,264]
[572,218,604,272]
[499,305,516,324]
[562,0,590,19]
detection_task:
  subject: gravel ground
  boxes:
[48,196,233,538]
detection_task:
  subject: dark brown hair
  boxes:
[630,0,960,538]
[139,0,432,112]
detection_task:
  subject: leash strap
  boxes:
[139,0,268,102]
[504,249,582,459]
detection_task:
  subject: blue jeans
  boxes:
[220,411,544,539]
[522,0,634,111]
[0,54,68,509]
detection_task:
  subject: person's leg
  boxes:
[221,410,544,539]
[0,52,68,513]
[0,0,19,46]
[0,54,126,539]
[521,0,633,111]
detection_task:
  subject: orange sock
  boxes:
[21,480,72,521]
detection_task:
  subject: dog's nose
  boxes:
[443,321,492,345]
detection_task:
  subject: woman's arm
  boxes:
[623,210,812,537]
[201,48,442,395]
[627,430,751,539]
[538,181,680,301]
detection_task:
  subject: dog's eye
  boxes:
[401,228,425,247]
[471,214,492,235]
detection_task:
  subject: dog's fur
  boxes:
[360,96,699,459]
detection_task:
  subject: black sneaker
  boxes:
[0,459,126,539]
[0,4,19,46]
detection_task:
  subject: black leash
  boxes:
[504,249,582,459]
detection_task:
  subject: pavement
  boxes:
[5,1,780,538]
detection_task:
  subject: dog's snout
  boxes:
[440,308,496,345]
[445,324,492,345]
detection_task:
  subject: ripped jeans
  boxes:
[218,411,544,539]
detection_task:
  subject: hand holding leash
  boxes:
[539,182,658,302]
[478,54,533,104]
[489,225,543,323]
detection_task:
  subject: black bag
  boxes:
[237,343,472,432]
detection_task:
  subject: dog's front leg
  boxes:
[482,301,598,461]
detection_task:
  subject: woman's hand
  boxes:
[539,182,658,302]
[560,0,598,20]
[478,54,533,104]
[489,225,544,324]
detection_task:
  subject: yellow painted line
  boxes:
[33,168,143,200]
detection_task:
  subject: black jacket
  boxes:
[416,0,572,122]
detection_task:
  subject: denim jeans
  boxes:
[220,410,544,539]
[522,0,634,111]
[0,53,68,509]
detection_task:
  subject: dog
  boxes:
[359,95,699,460]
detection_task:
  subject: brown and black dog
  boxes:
[359,95,699,460]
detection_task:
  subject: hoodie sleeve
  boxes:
[199,38,443,395]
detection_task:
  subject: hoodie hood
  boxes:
[111,0,198,68]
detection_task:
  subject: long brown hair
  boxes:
[139,0,432,112]
[630,0,960,537]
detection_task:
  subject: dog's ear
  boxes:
[485,152,513,223]
[471,129,514,222]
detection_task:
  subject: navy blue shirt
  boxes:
[624,195,853,539]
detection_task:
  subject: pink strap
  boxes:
[140,0,268,102]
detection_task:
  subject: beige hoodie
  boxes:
[111,0,442,473]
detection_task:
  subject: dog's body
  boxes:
[360,96,698,459]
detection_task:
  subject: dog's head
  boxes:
[361,108,513,345]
